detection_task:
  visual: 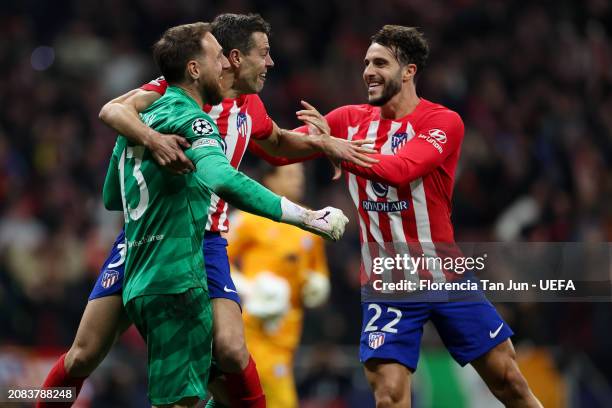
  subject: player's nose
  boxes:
[266,54,274,68]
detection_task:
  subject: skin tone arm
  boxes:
[100,89,376,172]
[254,103,378,167]
[99,89,195,174]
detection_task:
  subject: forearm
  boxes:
[256,128,324,160]
[198,154,283,221]
[248,140,319,165]
[99,102,158,148]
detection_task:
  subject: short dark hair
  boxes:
[153,22,212,84]
[212,13,271,56]
[370,25,429,74]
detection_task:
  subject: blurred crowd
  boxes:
[0,0,611,406]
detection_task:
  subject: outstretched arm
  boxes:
[184,124,348,241]
[252,99,377,167]
[99,88,194,174]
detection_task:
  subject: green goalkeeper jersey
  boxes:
[103,86,283,304]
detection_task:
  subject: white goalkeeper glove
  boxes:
[302,272,330,308]
[244,271,290,333]
[280,197,349,241]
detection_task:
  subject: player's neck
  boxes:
[380,87,420,120]
[178,85,205,108]
[222,71,240,99]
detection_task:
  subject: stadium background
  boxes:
[1,0,611,406]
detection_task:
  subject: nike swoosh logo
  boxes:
[315,211,330,223]
[223,285,238,294]
[489,323,504,339]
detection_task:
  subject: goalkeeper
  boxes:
[227,163,331,408]
[103,23,348,407]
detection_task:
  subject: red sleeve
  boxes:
[248,95,274,140]
[140,76,168,95]
[342,110,464,187]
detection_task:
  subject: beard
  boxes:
[201,75,224,106]
[368,75,402,106]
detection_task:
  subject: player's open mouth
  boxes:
[368,82,383,92]
[259,73,267,81]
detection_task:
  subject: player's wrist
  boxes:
[279,197,309,225]
[307,133,326,151]
[141,127,161,150]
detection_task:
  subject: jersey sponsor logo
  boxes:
[428,128,447,143]
[192,118,215,136]
[391,132,409,154]
[362,200,409,212]
[372,182,389,198]
[236,112,248,138]
[192,138,220,150]
[101,270,120,289]
[368,331,386,349]
[489,323,504,339]
[417,128,447,154]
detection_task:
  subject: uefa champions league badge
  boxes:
[192,118,214,136]
[368,332,386,349]
[101,270,120,289]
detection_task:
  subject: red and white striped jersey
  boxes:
[141,77,274,232]
[325,99,464,283]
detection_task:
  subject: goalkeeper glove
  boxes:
[280,197,348,241]
[244,271,290,333]
[302,272,330,308]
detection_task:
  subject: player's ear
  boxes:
[228,49,242,68]
[186,59,200,80]
[403,63,417,82]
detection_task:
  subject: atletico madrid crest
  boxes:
[237,112,248,138]
[101,270,119,289]
[368,331,386,349]
[391,132,408,154]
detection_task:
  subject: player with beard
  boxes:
[38,14,369,408]
[295,25,542,407]
[102,22,347,408]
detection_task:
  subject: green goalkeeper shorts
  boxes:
[126,287,213,405]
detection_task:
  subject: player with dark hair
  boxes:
[38,13,370,408]
[296,25,543,407]
[106,21,347,408]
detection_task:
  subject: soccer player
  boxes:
[296,25,543,407]
[37,14,368,408]
[227,163,331,408]
[102,22,348,407]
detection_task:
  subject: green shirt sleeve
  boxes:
[103,138,124,211]
[180,114,283,221]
